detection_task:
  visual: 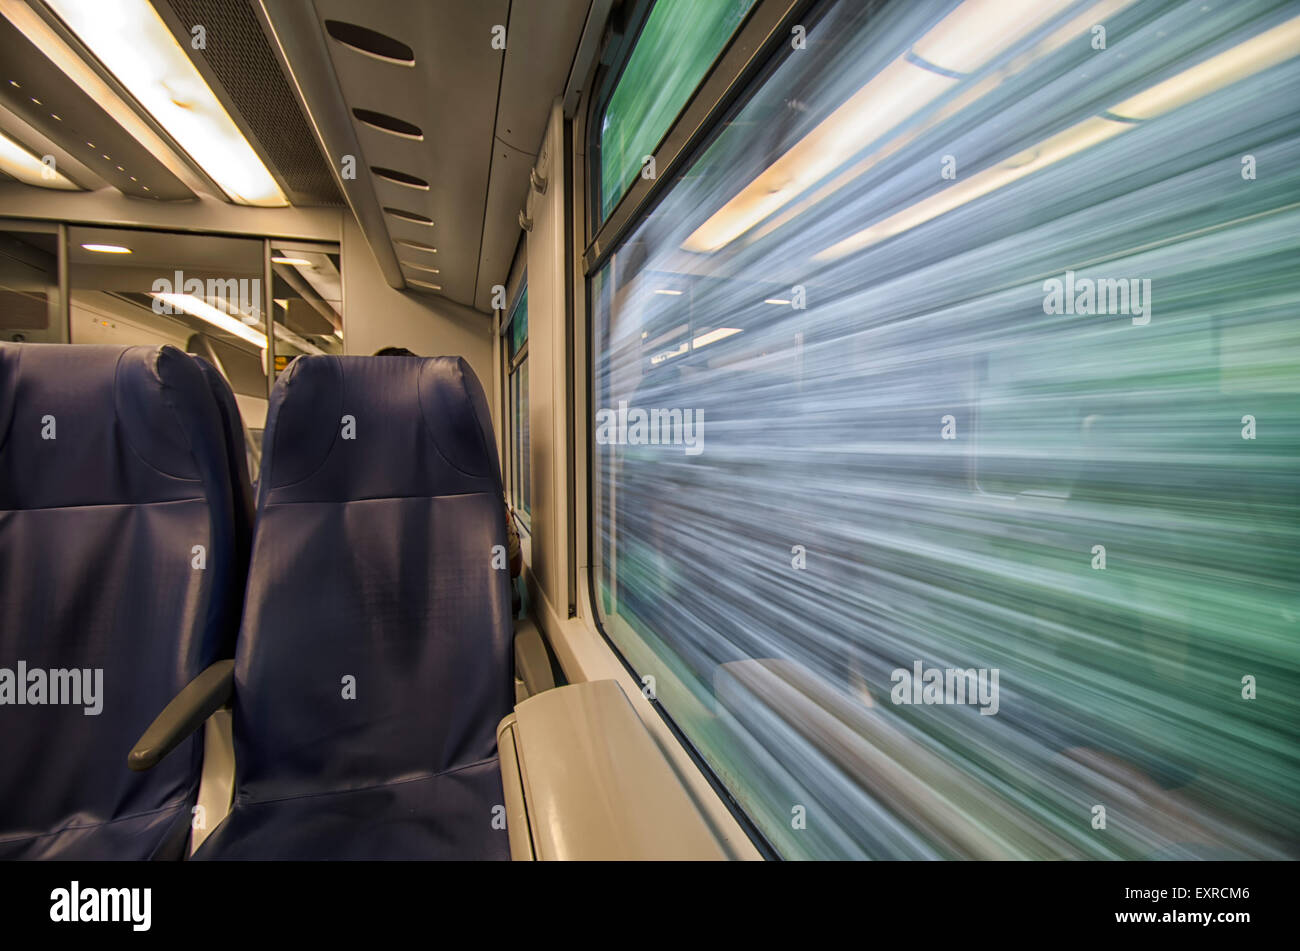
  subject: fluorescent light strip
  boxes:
[82,243,131,253]
[271,256,313,266]
[814,15,1300,262]
[44,0,287,206]
[654,288,684,295]
[744,0,1138,248]
[681,0,1079,253]
[151,292,267,348]
[0,129,79,189]
[0,0,207,195]
[692,327,742,349]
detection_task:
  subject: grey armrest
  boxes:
[497,679,727,860]
[128,660,235,772]
[513,617,555,697]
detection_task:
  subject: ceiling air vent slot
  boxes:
[400,261,440,274]
[372,166,429,189]
[352,108,423,140]
[324,21,416,65]
[385,207,434,225]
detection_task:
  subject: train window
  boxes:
[590,0,1300,859]
[507,284,531,523]
[592,0,756,225]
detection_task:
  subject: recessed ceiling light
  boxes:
[81,243,132,253]
[271,256,313,266]
[30,97,41,105]
[50,114,61,120]
[764,298,791,305]
[654,289,683,295]
[45,0,288,207]
[8,80,18,87]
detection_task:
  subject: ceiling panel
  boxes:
[0,12,194,200]
[313,0,508,308]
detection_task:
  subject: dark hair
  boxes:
[373,346,417,356]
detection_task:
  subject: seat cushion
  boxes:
[192,757,509,860]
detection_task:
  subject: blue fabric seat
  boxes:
[0,343,247,859]
[193,355,513,860]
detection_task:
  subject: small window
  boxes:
[505,285,530,523]
[593,0,756,224]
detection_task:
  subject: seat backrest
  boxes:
[0,343,243,858]
[231,355,512,802]
[192,355,255,657]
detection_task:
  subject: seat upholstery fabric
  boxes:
[0,343,243,859]
[194,355,513,860]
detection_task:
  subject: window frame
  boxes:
[578,0,823,861]
[582,0,813,273]
[503,277,531,529]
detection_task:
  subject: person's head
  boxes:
[373,346,417,356]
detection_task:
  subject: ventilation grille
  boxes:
[163,0,342,206]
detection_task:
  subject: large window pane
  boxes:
[591,0,1300,859]
[595,0,756,223]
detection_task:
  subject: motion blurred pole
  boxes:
[263,238,275,401]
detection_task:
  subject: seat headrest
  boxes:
[0,343,221,509]
[257,355,502,506]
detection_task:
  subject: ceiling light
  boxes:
[0,130,79,189]
[271,256,313,266]
[151,292,267,348]
[654,288,683,295]
[650,343,689,366]
[44,0,287,206]
[812,15,1300,262]
[81,243,132,253]
[681,0,1082,253]
[692,327,742,349]
[764,298,791,305]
